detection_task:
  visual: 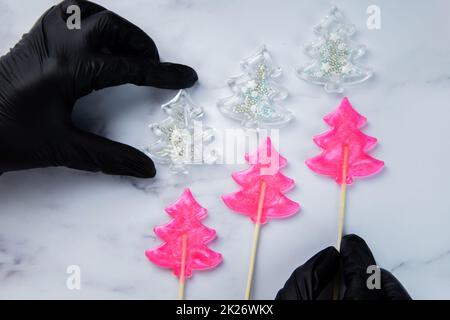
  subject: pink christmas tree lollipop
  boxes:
[222,137,300,299]
[145,188,222,299]
[306,97,384,249]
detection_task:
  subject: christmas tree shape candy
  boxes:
[143,90,216,174]
[222,137,300,299]
[145,188,222,299]
[306,97,384,184]
[297,6,373,93]
[306,97,384,250]
[217,46,292,128]
[223,137,300,224]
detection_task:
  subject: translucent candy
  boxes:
[306,97,384,184]
[222,137,300,224]
[217,46,292,128]
[297,6,373,93]
[143,90,216,174]
[145,189,222,278]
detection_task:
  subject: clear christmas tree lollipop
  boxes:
[217,46,292,128]
[143,90,215,174]
[297,6,373,93]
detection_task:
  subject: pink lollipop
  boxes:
[306,97,384,249]
[145,188,222,299]
[222,137,300,299]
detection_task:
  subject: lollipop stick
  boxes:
[245,180,267,300]
[178,234,188,300]
[332,144,350,300]
[336,144,349,251]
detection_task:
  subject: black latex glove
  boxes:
[276,234,412,300]
[0,0,198,178]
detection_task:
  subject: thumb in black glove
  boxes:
[0,0,198,178]
[275,234,411,300]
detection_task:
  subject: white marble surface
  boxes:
[0,0,450,300]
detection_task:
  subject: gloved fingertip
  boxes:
[312,246,341,280]
[137,162,157,178]
[148,62,198,89]
[342,234,367,247]
[341,234,376,265]
[276,246,341,300]
[119,151,157,178]
[316,246,340,265]
[59,0,106,20]
[325,245,340,257]
[163,62,198,88]
[341,234,376,259]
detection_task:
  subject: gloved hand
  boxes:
[276,234,411,300]
[0,0,198,178]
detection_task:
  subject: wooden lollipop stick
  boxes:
[336,144,349,251]
[332,144,350,300]
[178,234,188,300]
[245,180,267,300]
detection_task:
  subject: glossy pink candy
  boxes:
[306,97,384,185]
[145,189,222,278]
[222,137,300,224]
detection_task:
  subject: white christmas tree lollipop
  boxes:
[297,6,373,93]
[218,46,292,128]
[143,90,215,174]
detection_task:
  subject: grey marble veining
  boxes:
[0,0,449,299]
